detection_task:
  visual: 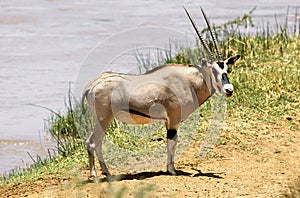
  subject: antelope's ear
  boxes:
[225,55,240,66]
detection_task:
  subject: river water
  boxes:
[0,0,299,175]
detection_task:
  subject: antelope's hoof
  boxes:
[167,169,177,176]
[102,171,112,178]
[88,174,100,183]
[89,170,97,179]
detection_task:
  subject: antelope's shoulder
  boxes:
[164,63,201,75]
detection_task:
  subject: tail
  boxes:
[81,88,89,114]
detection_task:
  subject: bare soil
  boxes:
[1,120,299,198]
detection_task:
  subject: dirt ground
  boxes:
[1,120,299,198]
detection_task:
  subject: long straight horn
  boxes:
[200,7,223,61]
[183,6,215,62]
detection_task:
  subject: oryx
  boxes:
[82,7,240,177]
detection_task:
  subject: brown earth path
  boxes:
[1,120,299,197]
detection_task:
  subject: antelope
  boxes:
[82,7,240,178]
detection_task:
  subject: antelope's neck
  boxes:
[195,66,215,105]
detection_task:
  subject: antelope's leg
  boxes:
[167,129,178,175]
[96,139,111,177]
[86,126,98,178]
[166,128,178,175]
[86,118,112,177]
[94,119,112,177]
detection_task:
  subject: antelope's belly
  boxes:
[115,110,167,124]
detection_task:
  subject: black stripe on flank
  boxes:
[121,109,167,121]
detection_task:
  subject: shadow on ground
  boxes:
[83,169,223,184]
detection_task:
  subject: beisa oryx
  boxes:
[82,7,240,178]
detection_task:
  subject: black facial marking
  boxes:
[217,62,225,69]
[167,129,177,139]
[221,73,230,85]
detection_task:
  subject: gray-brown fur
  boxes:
[81,7,240,177]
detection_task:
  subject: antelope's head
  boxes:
[184,7,240,98]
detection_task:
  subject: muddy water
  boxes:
[0,0,298,175]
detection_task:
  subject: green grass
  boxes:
[105,120,166,153]
[1,9,299,187]
[0,145,88,186]
[225,36,300,124]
